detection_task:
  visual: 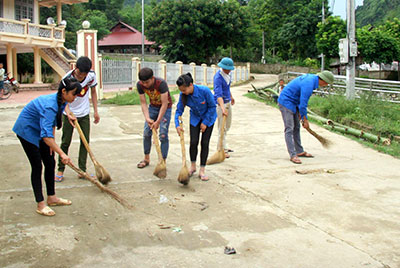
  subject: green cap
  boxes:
[317,70,334,84]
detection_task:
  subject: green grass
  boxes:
[102,87,180,105]
[245,91,400,158]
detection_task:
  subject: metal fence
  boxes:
[102,59,132,85]
[101,59,250,89]
[284,71,400,103]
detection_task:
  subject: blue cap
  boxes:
[217,57,235,70]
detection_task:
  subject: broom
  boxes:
[71,113,112,185]
[177,116,190,185]
[305,127,332,148]
[206,113,227,165]
[152,128,167,179]
[67,162,133,209]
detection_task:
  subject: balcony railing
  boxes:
[0,18,65,41]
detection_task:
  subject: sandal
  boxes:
[36,206,55,216]
[54,174,64,182]
[137,160,149,169]
[290,156,302,164]
[48,197,72,207]
[199,174,209,181]
[189,169,196,177]
[297,152,314,158]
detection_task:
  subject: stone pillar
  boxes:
[6,44,13,78]
[247,62,251,79]
[190,62,196,83]
[233,66,237,83]
[159,60,167,81]
[33,46,42,84]
[201,63,207,85]
[12,47,17,79]
[98,53,103,99]
[56,1,62,25]
[176,61,183,76]
[132,57,140,87]
[77,26,101,99]
[211,64,217,88]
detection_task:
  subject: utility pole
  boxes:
[262,31,265,64]
[321,0,325,71]
[346,0,356,99]
[141,0,145,62]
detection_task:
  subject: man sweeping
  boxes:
[278,71,334,164]
[213,57,235,158]
[136,67,172,170]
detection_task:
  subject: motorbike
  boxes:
[1,73,19,100]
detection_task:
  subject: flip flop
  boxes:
[290,157,302,164]
[189,169,196,177]
[199,174,209,181]
[48,198,72,207]
[54,174,64,182]
[297,152,314,158]
[36,206,55,216]
[137,160,149,169]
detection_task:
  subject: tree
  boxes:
[118,2,152,31]
[82,10,110,41]
[146,0,251,63]
[357,26,400,77]
[316,16,347,58]
[356,0,400,27]
[251,0,330,60]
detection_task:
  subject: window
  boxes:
[0,0,3,17]
[15,0,34,22]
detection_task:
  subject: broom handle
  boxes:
[70,112,98,165]
[67,162,133,209]
[178,116,186,166]
[152,128,163,161]
[217,113,227,151]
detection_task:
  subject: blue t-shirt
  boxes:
[13,93,66,147]
[213,70,231,104]
[278,74,319,119]
[175,84,217,128]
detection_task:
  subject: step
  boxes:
[19,83,57,91]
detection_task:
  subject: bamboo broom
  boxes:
[207,112,227,165]
[152,128,167,179]
[67,162,133,209]
[71,113,112,185]
[177,116,190,185]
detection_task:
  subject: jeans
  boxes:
[279,104,304,158]
[143,106,171,159]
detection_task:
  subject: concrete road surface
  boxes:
[1,74,399,267]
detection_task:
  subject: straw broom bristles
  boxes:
[67,162,133,209]
[152,128,167,179]
[177,116,190,185]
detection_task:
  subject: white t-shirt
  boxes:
[63,70,97,118]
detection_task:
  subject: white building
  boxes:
[0,0,87,83]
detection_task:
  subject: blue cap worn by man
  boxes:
[277,70,334,164]
[213,57,235,158]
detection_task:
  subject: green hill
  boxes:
[356,0,400,26]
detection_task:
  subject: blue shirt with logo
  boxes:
[175,84,217,128]
[278,74,319,119]
[13,93,66,147]
[213,70,231,104]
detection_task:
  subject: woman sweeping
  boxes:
[175,73,217,181]
[12,77,82,216]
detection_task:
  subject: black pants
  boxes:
[189,122,214,166]
[18,136,55,203]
